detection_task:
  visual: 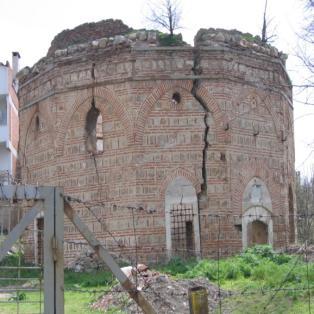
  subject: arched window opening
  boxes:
[85,99,103,154]
[288,186,295,243]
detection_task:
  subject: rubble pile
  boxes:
[284,244,314,262]
[91,265,229,313]
[66,249,129,272]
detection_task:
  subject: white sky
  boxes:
[0,0,313,176]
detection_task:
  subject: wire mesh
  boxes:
[0,188,312,313]
[0,199,44,314]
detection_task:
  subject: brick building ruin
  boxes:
[17,20,296,263]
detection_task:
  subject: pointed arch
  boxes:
[55,86,132,156]
[20,102,54,153]
[232,89,282,139]
[159,167,202,199]
[241,176,274,248]
[231,158,280,215]
[163,174,201,259]
[134,80,225,145]
[21,104,54,165]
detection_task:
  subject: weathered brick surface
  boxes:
[19,26,295,263]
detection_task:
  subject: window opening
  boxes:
[0,102,7,125]
[185,221,195,255]
[172,92,181,105]
[35,115,40,131]
[171,203,195,258]
[85,98,103,154]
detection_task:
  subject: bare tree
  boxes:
[146,0,182,37]
[261,0,277,44]
[297,0,314,94]
[296,170,314,244]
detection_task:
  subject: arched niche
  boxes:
[165,177,200,259]
[23,111,54,183]
[242,177,273,248]
[242,206,273,248]
[242,177,272,212]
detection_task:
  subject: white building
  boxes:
[0,52,20,184]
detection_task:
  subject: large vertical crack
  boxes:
[191,48,210,206]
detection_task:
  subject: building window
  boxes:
[0,102,7,125]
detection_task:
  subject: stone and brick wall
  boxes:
[47,19,131,57]
[18,21,295,263]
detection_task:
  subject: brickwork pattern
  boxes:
[18,26,295,263]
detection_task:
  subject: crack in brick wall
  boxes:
[191,48,210,204]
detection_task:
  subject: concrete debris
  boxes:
[91,265,229,313]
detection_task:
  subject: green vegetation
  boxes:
[0,253,114,313]
[0,246,312,313]
[158,32,186,46]
[241,32,262,43]
[158,245,314,313]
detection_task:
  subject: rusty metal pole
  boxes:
[188,286,209,314]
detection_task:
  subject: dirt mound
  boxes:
[91,266,229,313]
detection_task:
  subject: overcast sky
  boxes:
[1,0,313,176]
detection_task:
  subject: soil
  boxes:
[91,267,230,313]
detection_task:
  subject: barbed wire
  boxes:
[0,189,313,313]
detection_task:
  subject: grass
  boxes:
[0,245,313,313]
[0,253,115,313]
[158,245,314,313]
[0,269,115,313]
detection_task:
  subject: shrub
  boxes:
[241,245,291,266]
[158,33,186,46]
[161,257,190,275]
[244,245,274,258]
[240,251,260,266]
[239,263,252,278]
[224,263,240,280]
[0,251,24,266]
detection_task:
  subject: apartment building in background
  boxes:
[0,52,20,184]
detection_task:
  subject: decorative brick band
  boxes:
[134,80,226,145]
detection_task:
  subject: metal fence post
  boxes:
[43,187,64,314]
